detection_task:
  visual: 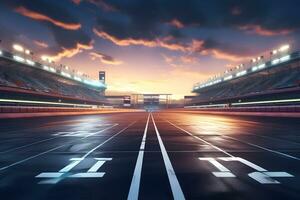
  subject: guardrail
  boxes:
[183,105,300,113]
[0,106,140,113]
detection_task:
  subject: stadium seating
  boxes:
[0,62,105,102]
[192,59,300,105]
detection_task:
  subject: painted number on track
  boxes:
[199,157,294,184]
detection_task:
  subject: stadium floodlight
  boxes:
[49,67,56,73]
[13,55,25,62]
[26,59,35,66]
[271,49,278,55]
[257,56,263,61]
[41,55,53,63]
[41,55,48,61]
[236,70,247,77]
[258,63,266,69]
[13,44,24,52]
[280,55,290,62]
[251,58,256,63]
[0,50,2,55]
[43,65,50,71]
[61,71,71,78]
[279,44,290,52]
[271,58,280,65]
[252,66,258,72]
[74,76,82,82]
[25,49,31,55]
[224,75,233,81]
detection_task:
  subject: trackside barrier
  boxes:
[183,105,300,113]
[0,106,143,114]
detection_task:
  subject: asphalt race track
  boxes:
[0,111,300,200]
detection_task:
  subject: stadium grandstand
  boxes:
[0,44,107,107]
[188,44,300,109]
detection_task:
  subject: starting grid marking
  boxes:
[36,157,112,184]
[53,123,118,137]
[199,157,294,184]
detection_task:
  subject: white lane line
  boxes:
[0,123,121,171]
[0,124,118,154]
[223,135,300,161]
[127,113,150,200]
[166,119,300,161]
[166,120,234,157]
[0,137,60,154]
[81,122,136,159]
[151,113,185,200]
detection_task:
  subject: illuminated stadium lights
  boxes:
[223,75,233,81]
[74,76,82,82]
[280,55,290,62]
[0,50,2,55]
[12,44,24,52]
[25,49,31,55]
[232,98,300,106]
[43,65,56,73]
[271,50,278,55]
[258,63,266,69]
[49,67,56,73]
[279,44,290,52]
[0,98,95,108]
[83,79,104,87]
[61,71,71,78]
[26,59,35,66]
[236,70,247,77]
[212,79,222,84]
[13,55,25,62]
[271,58,280,65]
[252,66,258,72]
[43,65,50,71]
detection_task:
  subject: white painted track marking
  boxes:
[152,113,185,200]
[0,124,118,154]
[127,113,150,200]
[223,135,300,161]
[81,122,136,159]
[0,122,132,171]
[166,120,234,157]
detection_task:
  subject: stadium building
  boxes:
[0,45,107,107]
[189,45,300,108]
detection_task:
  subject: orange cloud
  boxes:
[94,28,249,63]
[180,55,198,64]
[239,25,292,36]
[15,6,81,30]
[90,52,123,65]
[209,49,246,62]
[48,42,93,61]
[34,40,48,48]
[93,28,189,52]
[168,19,184,28]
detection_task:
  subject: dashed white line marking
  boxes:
[152,114,185,200]
[127,113,150,200]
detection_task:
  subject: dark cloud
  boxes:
[92,0,300,60]
[2,0,93,60]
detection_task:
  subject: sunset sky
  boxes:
[1,0,300,99]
